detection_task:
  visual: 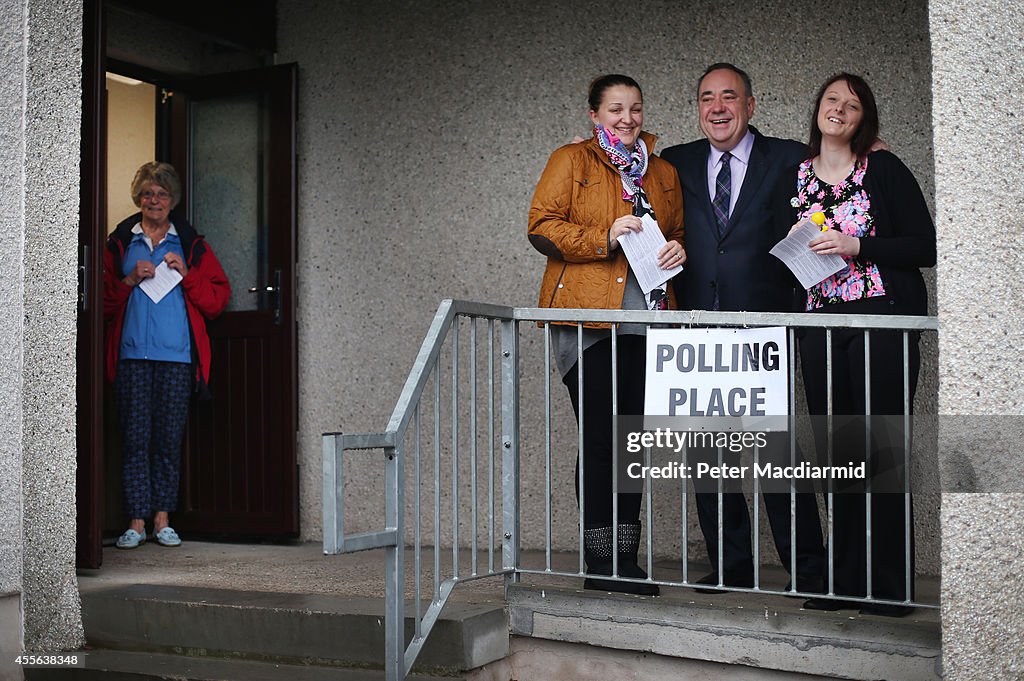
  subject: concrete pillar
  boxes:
[931,0,1024,677]
[0,0,30,668]
[0,0,85,661]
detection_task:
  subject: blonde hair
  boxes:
[130,161,181,209]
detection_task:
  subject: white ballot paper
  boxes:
[616,213,683,295]
[769,219,847,290]
[138,261,183,304]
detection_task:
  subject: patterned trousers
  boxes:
[116,359,192,519]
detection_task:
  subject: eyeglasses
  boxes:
[140,189,171,202]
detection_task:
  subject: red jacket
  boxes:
[103,213,231,393]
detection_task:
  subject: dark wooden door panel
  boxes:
[171,63,298,537]
[179,331,295,534]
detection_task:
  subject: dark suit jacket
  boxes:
[661,127,807,312]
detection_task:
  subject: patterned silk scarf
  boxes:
[594,124,666,310]
[594,124,655,219]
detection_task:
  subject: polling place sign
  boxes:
[643,327,789,422]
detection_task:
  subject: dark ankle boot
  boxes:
[583,525,659,596]
[616,523,659,596]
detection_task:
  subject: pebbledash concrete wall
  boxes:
[20,0,84,651]
[277,0,942,571]
[931,1,1024,679]
[0,0,29,665]
[0,0,85,664]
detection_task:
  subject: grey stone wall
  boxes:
[931,0,1024,677]
[11,0,84,652]
[277,0,939,571]
[0,0,29,654]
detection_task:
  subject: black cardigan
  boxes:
[772,150,936,316]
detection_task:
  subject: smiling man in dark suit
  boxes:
[660,63,825,593]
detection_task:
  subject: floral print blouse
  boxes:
[790,157,886,310]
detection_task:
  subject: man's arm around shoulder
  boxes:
[758,133,809,166]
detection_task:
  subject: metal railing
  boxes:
[323,299,939,680]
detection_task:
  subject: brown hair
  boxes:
[587,74,642,112]
[807,73,879,159]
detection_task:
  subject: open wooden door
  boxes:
[168,64,299,536]
[76,0,105,568]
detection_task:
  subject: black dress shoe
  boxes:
[859,603,914,617]
[584,561,660,596]
[693,570,753,594]
[802,597,860,611]
[783,575,825,597]
[693,572,726,594]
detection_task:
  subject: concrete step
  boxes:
[507,584,942,681]
[80,585,506,674]
[23,650,466,680]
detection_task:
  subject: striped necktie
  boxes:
[712,151,732,238]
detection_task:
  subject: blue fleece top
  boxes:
[119,223,191,364]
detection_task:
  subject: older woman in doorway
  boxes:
[774,74,935,615]
[104,161,230,549]
[528,74,685,595]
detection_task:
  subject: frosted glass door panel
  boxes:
[190,94,267,312]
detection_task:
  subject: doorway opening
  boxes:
[101,70,159,538]
[79,1,298,567]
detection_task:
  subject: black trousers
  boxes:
[800,297,918,600]
[693,434,825,581]
[563,335,645,529]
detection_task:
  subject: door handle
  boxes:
[247,270,282,324]
[78,245,89,311]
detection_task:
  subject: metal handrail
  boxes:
[324,299,939,680]
[514,305,938,330]
[323,300,519,679]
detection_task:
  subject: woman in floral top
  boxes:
[773,73,936,616]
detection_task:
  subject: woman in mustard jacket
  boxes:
[528,74,685,595]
